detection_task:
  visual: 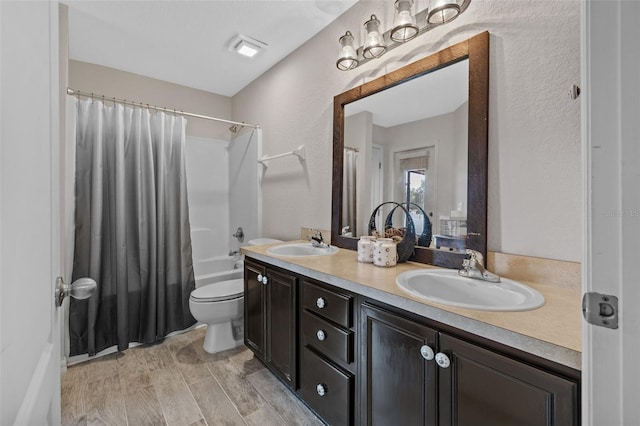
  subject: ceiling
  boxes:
[66,1,357,97]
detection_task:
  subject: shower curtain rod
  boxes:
[67,88,260,130]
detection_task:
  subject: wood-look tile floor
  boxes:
[61,327,323,426]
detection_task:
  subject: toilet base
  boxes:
[202,321,242,354]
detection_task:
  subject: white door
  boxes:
[0,2,62,424]
[582,0,640,424]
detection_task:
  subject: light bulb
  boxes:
[336,31,359,71]
[391,0,419,42]
[363,15,387,59]
[428,0,461,25]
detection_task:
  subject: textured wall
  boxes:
[232,0,581,262]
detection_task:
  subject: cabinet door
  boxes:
[266,268,297,389]
[360,303,438,426]
[244,261,266,358]
[438,333,578,426]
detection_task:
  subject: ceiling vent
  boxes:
[228,34,268,58]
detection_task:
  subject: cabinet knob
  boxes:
[420,345,435,361]
[316,297,326,309]
[316,383,327,397]
[435,352,451,369]
[316,329,326,341]
[257,274,263,282]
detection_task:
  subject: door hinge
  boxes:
[582,292,618,329]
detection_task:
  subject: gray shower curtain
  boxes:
[70,98,196,356]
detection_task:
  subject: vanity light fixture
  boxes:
[337,31,359,71]
[391,0,419,42]
[363,15,387,59]
[228,34,267,58]
[427,0,462,24]
[335,0,471,71]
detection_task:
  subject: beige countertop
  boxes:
[242,242,582,371]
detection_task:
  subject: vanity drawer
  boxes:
[302,280,353,328]
[302,310,353,364]
[300,346,353,426]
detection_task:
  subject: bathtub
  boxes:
[193,255,243,288]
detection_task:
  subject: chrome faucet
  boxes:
[232,227,244,243]
[308,229,329,248]
[458,249,500,283]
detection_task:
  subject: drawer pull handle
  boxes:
[435,352,451,369]
[316,297,326,309]
[316,383,327,397]
[316,329,326,341]
[420,345,434,361]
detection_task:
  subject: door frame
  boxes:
[582,0,640,424]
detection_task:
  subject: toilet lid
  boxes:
[247,238,282,246]
[190,279,244,302]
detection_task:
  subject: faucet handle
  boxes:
[308,229,323,240]
[465,249,484,265]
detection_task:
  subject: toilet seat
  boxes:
[247,238,282,246]
[190,279,243,303]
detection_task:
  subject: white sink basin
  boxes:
[396,269,545,311]
[266,242,339,257]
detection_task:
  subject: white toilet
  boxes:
[247,237,282,246]
[189,237,282,354]
[189,279,244,354]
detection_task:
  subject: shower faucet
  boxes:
[233,227,244,243]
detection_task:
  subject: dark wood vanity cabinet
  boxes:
[438,333,578,426]
[360,303,438,426]
[244,261,266,357]
[299,279,357,426]
[243,260,297,389]
[244,258,579,426]
[360,302,579,426]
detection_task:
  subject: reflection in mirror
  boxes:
[332,32,489,268]
[343,59,469,250]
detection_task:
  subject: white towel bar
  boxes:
[258,145,305,166]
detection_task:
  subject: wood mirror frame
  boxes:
[331,31,489,269]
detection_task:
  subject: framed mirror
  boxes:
[331,32,489,268]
